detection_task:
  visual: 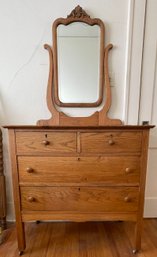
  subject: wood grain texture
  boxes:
[18,156,140,185]
[134,130,150,251]
[99,44,122,126]
[16,131,77,154]
[21,211,137,222]
[59,111,99,126]
[20,186,139,212]
[8,130,26,252]
[37,44,60,126]
[3,125,155,129]
[5,126,153,253]
[80,131,142,153]
[1,220,157,257]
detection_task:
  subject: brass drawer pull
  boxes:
[108,139,115,145]
[42,140,50,146]
[27,196,36,202]
[26,167,34,173]
[125,167,131,174]
[124,196,131,202]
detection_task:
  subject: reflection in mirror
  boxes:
[57,22,100,103]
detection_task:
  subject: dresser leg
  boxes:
[134,220,142,253]
[16,221,26,253]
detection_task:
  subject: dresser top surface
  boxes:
[3,125,155,130]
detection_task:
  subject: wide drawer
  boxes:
[18,156,140,185]
[20,186,139,212]
[16,131,76,154]
[80,131,142,153]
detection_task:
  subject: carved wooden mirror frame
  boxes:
[37,6,122,126]
[53,6,104,107]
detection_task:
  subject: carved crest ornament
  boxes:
[67,5,90,19]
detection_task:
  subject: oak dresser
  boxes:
[4,5,154,255]
[5,125,153,255]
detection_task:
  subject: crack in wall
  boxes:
[8,25,49,88]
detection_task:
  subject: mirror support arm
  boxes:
[99,45,123,125]
[37,43,123,127]
[37,44,59,126]
[104,44,113,114]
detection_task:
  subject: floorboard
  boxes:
[0,219,157,257]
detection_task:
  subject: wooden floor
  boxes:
[0,219,157,257]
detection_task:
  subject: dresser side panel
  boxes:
[8,129,26,251]
[134,129,150,250]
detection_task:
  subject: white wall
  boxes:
[138,0,157,217]
[0,0,130,220]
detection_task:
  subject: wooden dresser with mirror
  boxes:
[4,6,154,255]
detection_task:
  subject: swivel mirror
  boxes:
[37,5,122,126]
[53,6,105,107]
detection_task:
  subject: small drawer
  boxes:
[18,156,140,185]
[16,131,76,154]
[20,186,139,212]
[80,131,142,153]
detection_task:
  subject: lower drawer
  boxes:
[20,186,139,212]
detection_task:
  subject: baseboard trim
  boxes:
[144,197,157,217]
[6,202,15,222]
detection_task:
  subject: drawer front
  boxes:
[18,156,140,185]
[80,131,142,153]
[20,187,139,212]
[16,131,76,154]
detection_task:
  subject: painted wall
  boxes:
[138,0,157,217]
[0,0,129,220]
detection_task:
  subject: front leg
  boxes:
[16,220,26,254]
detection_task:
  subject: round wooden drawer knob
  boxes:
[27,196,36,202]
[124,196,131,202]
[42,140,50,146]
[108,139,115,145]
[125,167,131,174]
[26,167,34,173]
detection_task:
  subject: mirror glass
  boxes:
[57,22,100,103]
